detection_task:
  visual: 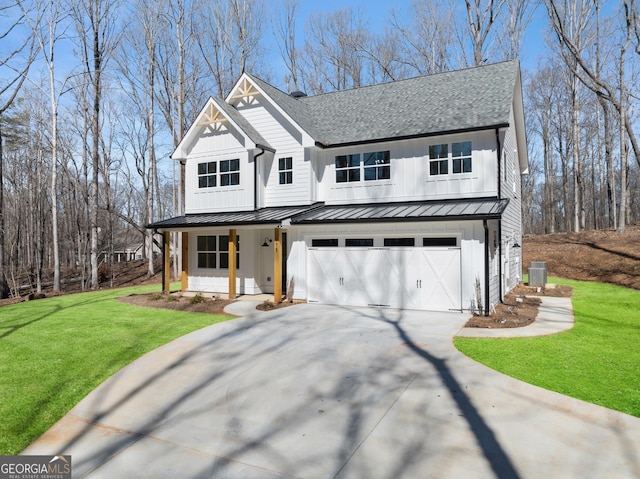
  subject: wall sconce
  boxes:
[261,237,272,247]
[510,232,521,248]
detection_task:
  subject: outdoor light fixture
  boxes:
[261,237,272,247]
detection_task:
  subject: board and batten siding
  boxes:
[499,107,525,296]
[234,98,315,207]
[261,147,312,207]
[314,131,498,205]
[184,149,254,214]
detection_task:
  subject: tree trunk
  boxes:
[0,122,9,299]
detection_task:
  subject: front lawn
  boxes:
[455,278,640,417]
[0,285,232,454]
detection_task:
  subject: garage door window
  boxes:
[345,238,374,247]
[423,237,457,247]
[312,238,339,247]
[384,238,415,247]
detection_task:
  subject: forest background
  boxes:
[0,0,639,298]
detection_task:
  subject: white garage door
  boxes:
[307,247,461,311]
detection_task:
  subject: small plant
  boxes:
[190,293,206,304]
[475,275,483,314]
[150,293,164,301]
[165,294,179,302]
[261,299,275,310]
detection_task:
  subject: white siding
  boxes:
[261,147,312,207]
[499,106,524,296]
[285,220,486,312]
[314,131,498,205]
[185,149,254,214]
[234,98,315,207]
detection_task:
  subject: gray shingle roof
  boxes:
[248,61,518,147]
[214,99,273,150]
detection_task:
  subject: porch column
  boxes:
[273,227,282,302]
[228,229,237,298]
[181,232,189,292]
[162,231,171,294]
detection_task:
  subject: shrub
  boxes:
[190,293,206,304]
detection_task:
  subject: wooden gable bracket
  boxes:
[197,103,228,126]
[230,78,260,102]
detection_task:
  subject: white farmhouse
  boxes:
[150,61,528,314]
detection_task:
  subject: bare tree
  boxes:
[389,0,456,75]
[194,0,267,98]
[496,0,536,61]
[18,0,77,292]
[464,0,506,66]
[275,0,302,92]
[546,0,640,232]
[72,0,119,288]
[0,3,37,298]
[302,8,368,93]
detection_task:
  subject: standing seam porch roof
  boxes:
[148,199,509,230]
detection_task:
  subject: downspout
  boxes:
[483,219,490,316]
[254,147,266,210]
[496,128,502,198]
[495,128,503,303]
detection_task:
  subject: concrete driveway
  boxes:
[24,304,640,478]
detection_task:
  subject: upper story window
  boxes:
[197,159,240,188]
[220,159,240,186]
[429,142,473,176]
[279,157,293,184]
[429,144,448,175]
[452,141,472,173]
[198,162,217,188]
[335,154,361,183]
[364,151,390,181]
[336,150,390,183]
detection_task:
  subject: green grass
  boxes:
[0,284,232,454]
[455,278,640,417]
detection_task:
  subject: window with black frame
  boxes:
[279,157,293,184]
[335,154,361,183]
[197,162,217,188]
[197,235,217,268]
[219,235,240,269]
[364,151,390,181]
[220,159,240,186]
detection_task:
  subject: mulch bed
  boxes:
[464,283,573,329]
[119,293,234,315]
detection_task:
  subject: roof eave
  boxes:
[314,123,511,149]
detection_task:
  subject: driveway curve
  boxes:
[24,304,640,478]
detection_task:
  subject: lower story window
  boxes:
[197,235,240,269]
[219,235,240,269]
[197,235,217,268]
